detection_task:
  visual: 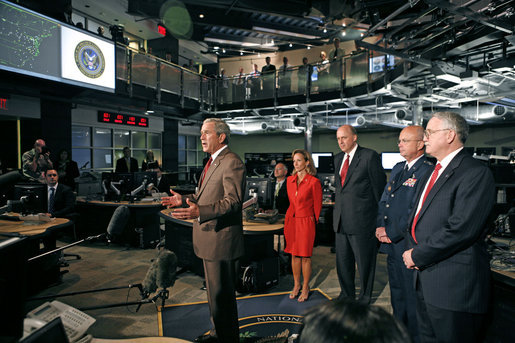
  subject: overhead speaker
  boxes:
[395,109,408,120]
[355,116,366,126]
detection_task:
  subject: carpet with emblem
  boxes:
[158,289,331,342]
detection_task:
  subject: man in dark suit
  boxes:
[272,162,289,214]
[375,126,433,343]
[43,168,76,250]
[115,146,139,173]
[161,118,245,343]
[44,168,75,218]
[148,163,171,195]
[403,112,495,343]
[333,125,386,304]
[261,56,276,98]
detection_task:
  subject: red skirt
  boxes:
[283,215,316,257]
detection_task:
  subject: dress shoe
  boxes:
[194,333,218,342]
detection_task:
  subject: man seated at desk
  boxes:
[42,168,76,251]
[148,162,172,195]
[44,168,75,219]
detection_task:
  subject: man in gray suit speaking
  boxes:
[162,118,245,343]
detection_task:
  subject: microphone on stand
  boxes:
[106,205,130,244]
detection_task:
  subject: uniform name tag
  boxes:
[403,178,417,187]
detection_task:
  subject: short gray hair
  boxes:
[203,118,231,144]
[432,111,469,144]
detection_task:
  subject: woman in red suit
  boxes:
[285,149,322,302]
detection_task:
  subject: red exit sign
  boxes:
[0,98,7,110]
[98,111,149,127]
[158,24,166,36]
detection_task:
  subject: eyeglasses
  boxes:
[424,128,450,138]
[46,174,57,177]
[397,139,421,144]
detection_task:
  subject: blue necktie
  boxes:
[48,187,55,214]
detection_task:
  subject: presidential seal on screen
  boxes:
[74,41,105,78]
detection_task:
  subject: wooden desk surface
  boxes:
[0,215,70,236]
[77,196,163,208]
[159,209,283,234]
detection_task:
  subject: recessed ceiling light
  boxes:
[222,48,226,53]
[199,14,204,18]
[240,51,243,55]
[289,43,292,47]
[323,28,327,33]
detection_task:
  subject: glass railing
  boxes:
[115,45,400,110]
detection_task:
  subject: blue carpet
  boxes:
[158,289,331,342]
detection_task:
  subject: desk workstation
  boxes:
[159,208,283,292]
[0,214,72,294]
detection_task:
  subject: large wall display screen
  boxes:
[61,26,115,91]
[0,0,115,93]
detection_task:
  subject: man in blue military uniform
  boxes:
[375,125,433,343]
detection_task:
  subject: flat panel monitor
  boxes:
[245,177,275,208]
[244,153,291,178]
[13,183,47,214]
[132,171,157,196]
[0,236,29,342]
[381,152,405,170]
[312,152,334,173]
[19,317,69,343]
[369,55,395,73]
[111,172,133,196]
[475,147,496,156]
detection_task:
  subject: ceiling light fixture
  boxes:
[222,48,226,53]
[307,46,311,49]
[240,51,243,55]
[342,31,346,36]
[323,28,327,33]
[199,14,204,18]
[289,43,293,47]
[252,26,320,39]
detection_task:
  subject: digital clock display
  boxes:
[98,111,149,127]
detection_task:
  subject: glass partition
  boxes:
[116,46,129,81]
[132,53,157,88]
[161,63,182,95]
[183,70,200,100]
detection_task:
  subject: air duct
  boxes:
[459,105,513,121]
[355,116,366,126]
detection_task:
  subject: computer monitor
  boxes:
[381,152,405,170]
[0,236,29,342]
[132,171,158,196]
[312,152,334,173]
[244,153,292,178]
[245,177,275,208]
[112,172,133,196]
[369,55,396,73]
[19,317,69,343]
[13,183,48,214]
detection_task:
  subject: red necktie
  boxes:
[411,163,442,243]
[340,155,350,186]
[200,157,212,188]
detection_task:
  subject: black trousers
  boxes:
[335,228,378,304]
[416,279,486,343]
[203,259,239,343]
